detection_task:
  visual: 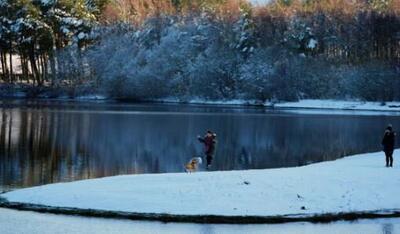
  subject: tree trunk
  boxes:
[29,46,41,86]
[21,54,30,83]
[49,53,56,86]
[9,52,13,83]
[1,52,9,81]
[39,54,46,83]
[43,55,49,83]
[0,52,7,81]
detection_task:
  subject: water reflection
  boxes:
[383,223,395,234]
[1,208,400,234]
[0,100,399,190]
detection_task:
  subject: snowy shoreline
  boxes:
[1,151,399,223]
[272,100,400,112]
[155,98,400,112]
[2,94,400,112]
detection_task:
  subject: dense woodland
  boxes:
[0,0,399,101]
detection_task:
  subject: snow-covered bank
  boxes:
[1,151,400,223]
[154,98,400,112]
[273,100,400,112]
[2,93,400,113]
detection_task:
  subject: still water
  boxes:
[0,100,399,190]
[1,208,400,234]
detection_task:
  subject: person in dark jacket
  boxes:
[198,130,217,169]
[382,124,396,167]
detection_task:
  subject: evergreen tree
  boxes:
[233,3,256,58]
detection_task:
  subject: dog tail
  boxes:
[196,157,203,164]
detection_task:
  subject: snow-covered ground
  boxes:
[0,55,22,74]
[71,98,400,113]
[2,151,399,219]
[154,98,400,112]
[274,99,400,112]
[75,95,108,101]
[1,208,400,234]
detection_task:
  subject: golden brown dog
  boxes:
[185,157,202,173]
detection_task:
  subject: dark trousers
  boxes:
[206,155,213,167]
[385,150,394,167]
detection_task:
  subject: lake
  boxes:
[1,208,400,234]
[0,99,399,191]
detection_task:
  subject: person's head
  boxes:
[387,124,393,131]
[207,130,213,136]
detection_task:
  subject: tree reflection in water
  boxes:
[0,101,399,190]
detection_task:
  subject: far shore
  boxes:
[1,94,400,113]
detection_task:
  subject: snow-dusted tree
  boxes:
[239,49,274,101]
[284,17,318,56]
[350,61,400,101]
[86,24,140,98]
[369,0,392,13]
[0,0,15,82]
[41,0,103,88]
[0,0,104,86]
[10,0,52,85]
[232,3,256,58]
[135,15,175,49]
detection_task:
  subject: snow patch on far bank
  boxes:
[155,98,400,113]
[75,95,108,101]
[274,100,400,112]
[2,151,400,217]
[152,97,262,106]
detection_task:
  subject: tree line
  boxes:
[0,0,399,101]
[0,0,107,85]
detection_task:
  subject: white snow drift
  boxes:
[274,100,400,112]
[2,151,400,217]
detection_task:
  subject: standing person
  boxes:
[382,124,396,167]
[198,130,217,169]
